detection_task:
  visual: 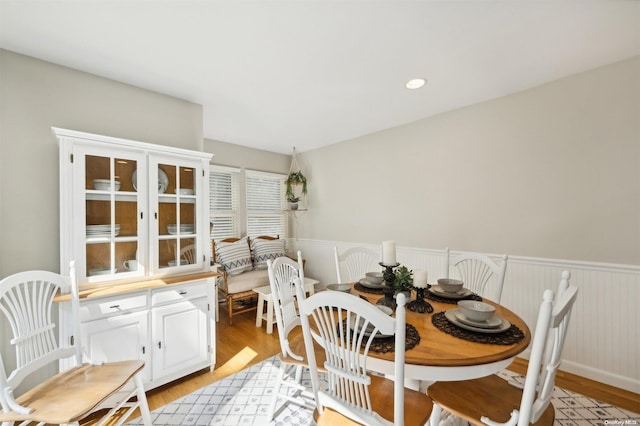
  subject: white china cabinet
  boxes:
[54,127,216,389]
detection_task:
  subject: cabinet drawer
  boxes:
[152,281,209,307]
[80,293,148,322]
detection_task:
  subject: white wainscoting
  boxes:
[291,238,640,393]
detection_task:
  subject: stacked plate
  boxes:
[358,277,384,289]
[444,309,511,334]
[88,268,115,276]
[86,224,120,238]
[428,285,473,299]
[167,224,194,235]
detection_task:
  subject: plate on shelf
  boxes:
[428,285,472,299]
[88,268,115,276]
[444,310,511,333]
[358,278,384,289]
[86,224,120,237]
[167,224,195,235]
[132,168,169,193]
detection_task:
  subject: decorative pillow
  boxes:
[215,237,253,276]
[251,238,287,270]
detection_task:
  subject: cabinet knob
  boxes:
[179,290,187,295]
[109,305,120,309]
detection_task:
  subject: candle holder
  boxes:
[376,262,400,311]
[407,287,433,314]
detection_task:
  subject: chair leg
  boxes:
[256,293,265,327]
[267,362,287,421]
[265,295,274,334]
[227,295,234,325]
[135,374,152,426]
[430,402,442,426]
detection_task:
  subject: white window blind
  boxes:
[245,170,287,238]
[209,166,240,240]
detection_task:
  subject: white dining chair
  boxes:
[445,248,508,303]
[427,271,578,426]
[0,262,152,426]
[265,252,325,421]
[334,246,380,284]
[295,280,432,426]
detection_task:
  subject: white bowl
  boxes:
[457,300,496,322]
[175,188,195,195]
[365,272,384,284]
[437,278,464,293]
[93,179,120,191]
[327,283,352,293]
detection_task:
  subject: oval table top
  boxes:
[351,286,531,368]
[289,284,531,382]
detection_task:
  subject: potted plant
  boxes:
[287,195,300,210]
[285,171,307,200]
[393,265,414,297]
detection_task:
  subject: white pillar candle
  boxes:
[382,240,396,266]
[413,269,428,288]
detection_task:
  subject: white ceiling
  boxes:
[1,1,638,154]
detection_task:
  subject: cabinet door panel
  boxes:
[152,297,208,378]
[151,158,203,274]
[72,145,147,283]
[81,311,151,381]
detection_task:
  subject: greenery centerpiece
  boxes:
[393,265,414,294]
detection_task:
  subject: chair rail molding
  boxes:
[293,238,640,394]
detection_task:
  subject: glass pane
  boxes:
[179,238,197,265]
[86,243,113,276]
[159,239,177,269]
[159,164,172,194]
[115,158,137,192]
[116,241,139,273]
[178,166,196,195]
[85,155,110,190]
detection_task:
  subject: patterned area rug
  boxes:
[126,356,639,426]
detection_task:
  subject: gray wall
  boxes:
[298,56,640,265]
[0,49,204,277]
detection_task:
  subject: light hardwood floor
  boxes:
[145,309,639,414]
[89,307,638,424]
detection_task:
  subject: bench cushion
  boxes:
[225,269,271,294]
[216,237,253,276]
[251,238,286,270]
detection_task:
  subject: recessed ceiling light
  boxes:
[405,78,427,90]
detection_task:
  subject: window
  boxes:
[209,166,240,240]
[245,170,287,238]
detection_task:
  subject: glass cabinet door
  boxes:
[80,149,145,282]
[153,160,200,273]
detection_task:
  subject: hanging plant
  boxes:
[285,171,307,199]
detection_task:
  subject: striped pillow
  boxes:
[215,237,253,276]
[251,238,286,270]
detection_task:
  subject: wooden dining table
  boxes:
[290,283,531,385]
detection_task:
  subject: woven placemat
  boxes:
[340,320,420,353]
[426,288,483,304]
[353,282,386,295]
[431,311,525,345]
